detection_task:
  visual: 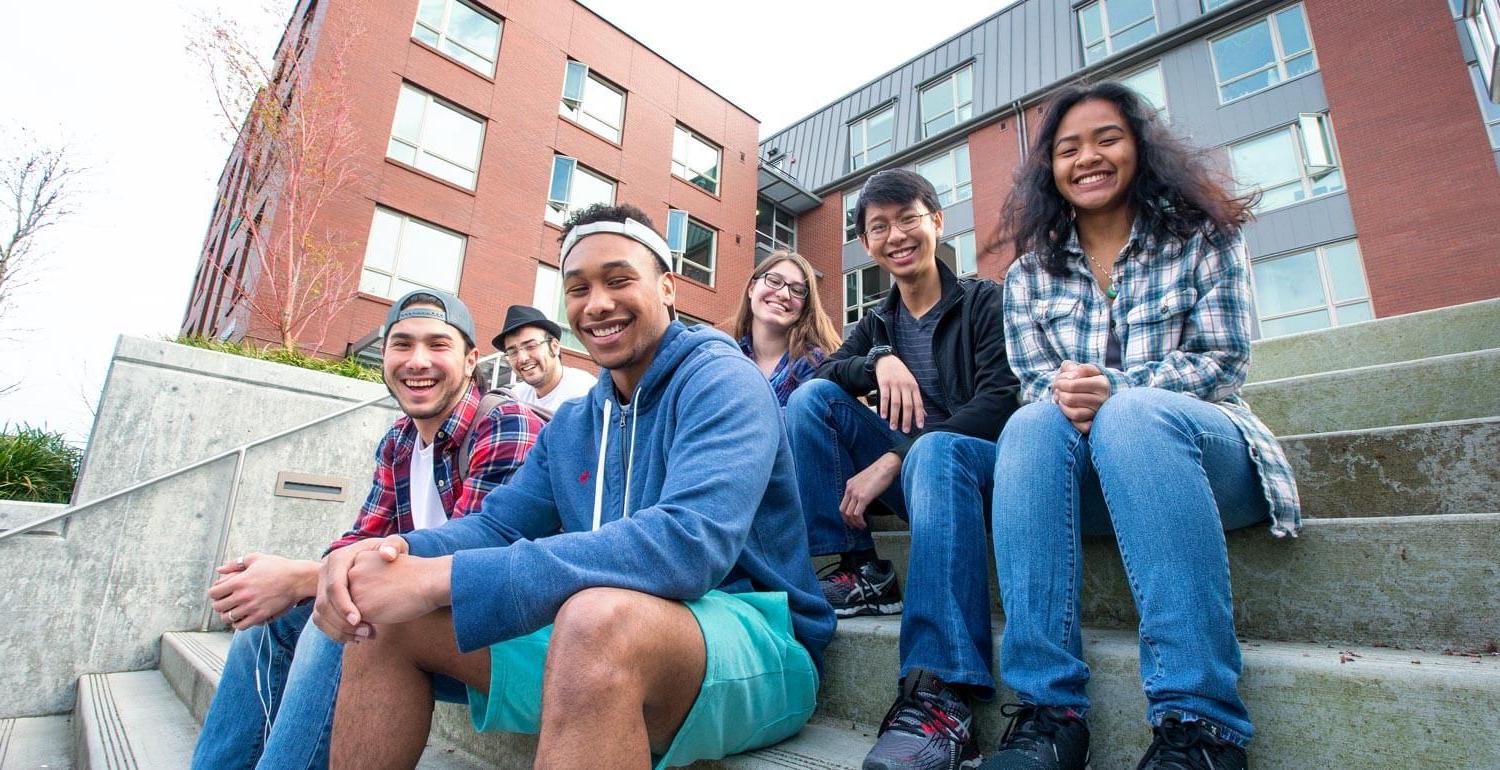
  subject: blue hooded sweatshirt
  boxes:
[402,322,835,673]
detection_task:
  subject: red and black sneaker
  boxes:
[818,558,903,618]
[1135,716,1246,770]
[862,669,981,770]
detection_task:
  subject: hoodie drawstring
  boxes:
[591,386,643,532]
[591,399,611,532]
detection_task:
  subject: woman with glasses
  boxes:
[729,250,841,407]
[981,82,1300,770]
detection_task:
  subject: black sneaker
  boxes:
[819,558,903,617]
[863,670,980,770]
[979,704,1090,769]
[1135,716,1247,770]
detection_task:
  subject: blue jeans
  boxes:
[992,389,1268,746]
[191,602,340,770]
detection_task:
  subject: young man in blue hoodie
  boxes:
[311,203,835,769]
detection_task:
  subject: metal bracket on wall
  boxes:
[274,471,351,502]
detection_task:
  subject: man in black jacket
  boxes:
[784,169,1019,770]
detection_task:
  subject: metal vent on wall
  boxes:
[274,472,351,502]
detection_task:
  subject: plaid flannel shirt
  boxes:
[326,386,544,552]
[738,336,827,407]
[1003,220,1301,536]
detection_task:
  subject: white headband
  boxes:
[558,218,674,275]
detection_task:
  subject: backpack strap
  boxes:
[455,388,550,482]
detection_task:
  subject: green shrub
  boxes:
[0,424,82,504]
[174,336,383,383]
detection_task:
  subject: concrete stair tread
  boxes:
[698,720,873,768]
[74,671,198,769]
[0,714,72,770]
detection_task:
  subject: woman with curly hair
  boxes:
[730,250,841,407]
[982,82,1300,770]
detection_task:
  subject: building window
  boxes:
[755,197,796,261]
[531,263,584,351]
[937,231,977,276]
[1469,64,1500,149]
[545,156,615,226]
[387,83,486,189]
[920,66,974,138]
[1079,0,1158,65]
[1251,239,1372,338]
[844,265,891,325]
[359,207,466,298]
[677,311,713,327]
[666,210,716,285]
[672,126,721,195]
[1210,4,1316,102]
[849,106,895,171]
[1228,114,1343,213]
[843,189,860,242]
[916,144,973,207]
[1119,62,1169,118]
[412,0,501,76]
[559,61,625,143]
[1467,0,1500,100]
[1202,0,1235,10]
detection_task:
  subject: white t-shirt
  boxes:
[513,366,597,412]
[407,437,449,531]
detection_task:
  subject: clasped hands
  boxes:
[311,536,452,643]
[1053,360,1111,434]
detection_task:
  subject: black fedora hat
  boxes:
[493,305,564,350]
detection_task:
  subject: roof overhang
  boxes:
[757,162,821,214]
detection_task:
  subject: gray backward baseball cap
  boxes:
[381,289,477,347]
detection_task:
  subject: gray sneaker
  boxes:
[862,669,980,770]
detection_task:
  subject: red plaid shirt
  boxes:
[326,386,543,552]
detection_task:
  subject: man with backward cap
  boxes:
[191,290,544,769]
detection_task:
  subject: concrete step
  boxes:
[1240,347,1500,435]
[0,714,73,769]
[820,616,1500,769]
[162,632,868,768]
[874,513,1500,651]
[1247,297,1500,382]
[73,672,196,770]
[1282,416,1500,518]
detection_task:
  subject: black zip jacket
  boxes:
[816,260,1020,460]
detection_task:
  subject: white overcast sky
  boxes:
[0,0,1015,442]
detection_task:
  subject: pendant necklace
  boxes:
[1085,251,1118,300]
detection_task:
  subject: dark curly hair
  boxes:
[998,81,1255,276]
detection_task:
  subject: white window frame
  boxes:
[1229,113,1342,214]
[755,197,797,259]
[672,125,722,195]
[843,264,891,326]
[1466,0,1500,101]
[545,155,616,226]
[938,230,977,277]
[1079,0,1159,65]
[666,210,717,286]
[1119,61,1170,118]
[1209,3,1318,104]
[848,106,895,171]
[1250,239,1372,338]
[559,60,626,143]
[1201,0,1235,10]
[532,263,585,352]
[387,83,486,189]
[359,207,467,299]
[916,144,973,208]
[919,65,974,138]
[843,189,861,243]
[1469,64,1500,149]
[411,0,502,76]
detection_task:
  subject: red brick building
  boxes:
[182,0,760,371]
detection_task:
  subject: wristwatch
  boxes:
[864,345,895,379]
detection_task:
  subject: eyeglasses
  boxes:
[503,338,550,359]
[758,271,809,300]
[863,211,935,240]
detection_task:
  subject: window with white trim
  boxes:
[1469,64,1500,149]
[1251,239,1372,338]
[672,125,721,195]
[937,231,977,277]
[1119,62,1169,118]
[1467,0,1500,103]
[545,156,615,226]
[1210,4,1317,102]
[843,189,860,242]
[677,312,713,327]
[531,263,584,351]
[387,83,486,189]
[756,197,796,261]
[849,106,895,171]
[920,66,974,138]
[359,207,466,298]
[559,61,625,143]
[666,210,716,285]
[412,0,501,76]
[1079,0,1158,65]
[916,144,972,207]
[1202,0,1235,10]
[844,264,891,326]
[1228,114,1343,214]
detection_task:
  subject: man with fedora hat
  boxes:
[496,304,597,413]
[191,289,545,770]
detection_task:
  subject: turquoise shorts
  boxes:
[466,589,819,768]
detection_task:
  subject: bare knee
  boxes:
[547,588,654,695]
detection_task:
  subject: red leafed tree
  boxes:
[191,3,363,354]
